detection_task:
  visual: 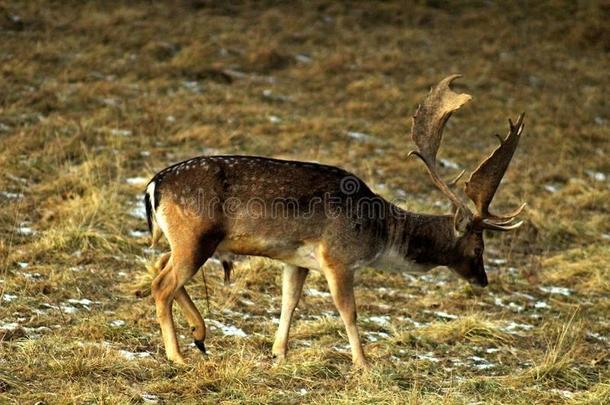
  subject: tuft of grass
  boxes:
[418,314,513,346]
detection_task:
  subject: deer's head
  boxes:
[409,75,526,287]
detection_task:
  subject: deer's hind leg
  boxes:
[151,229,221,364]
[154,252,208,354]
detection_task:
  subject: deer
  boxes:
[143,75,526,368]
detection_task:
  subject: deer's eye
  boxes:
[474,247,483,256]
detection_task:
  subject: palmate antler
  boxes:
[408,75,474,230]
[465,113,526,231]
[409,75,526,232]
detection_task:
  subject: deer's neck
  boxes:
[373,204,457,272]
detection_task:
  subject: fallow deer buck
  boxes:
[144,75,526,367]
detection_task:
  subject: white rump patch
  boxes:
[146,181,156,216]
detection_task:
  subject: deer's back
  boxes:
[150,156,387,265]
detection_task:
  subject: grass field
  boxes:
[1,1,609,403]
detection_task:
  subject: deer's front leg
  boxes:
[321,259,368,368]
[272,265,309,361]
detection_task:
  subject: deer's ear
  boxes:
[453,207,471,233]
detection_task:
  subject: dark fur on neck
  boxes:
[382,204,457,267]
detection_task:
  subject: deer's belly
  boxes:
[217,237,322,271]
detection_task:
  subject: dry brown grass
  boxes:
[1,0,608,403]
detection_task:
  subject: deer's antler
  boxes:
[409,75,473,230]
[464,113,526,231]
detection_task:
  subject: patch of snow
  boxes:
[0,191,23,199]
[550,389,574,399]
[262,89,290,102]
[268,115,282,124]
[141,393,159,404]
[468,355,496,370]
[17,262,28,269]
[295,54,312,64]
[398,316,427,328]
[586,332,607,342]
[305,288,331,298]
[485,348,501,354]
[368,315,391,326]
[110,129,132,136]
[585,171,606,182]
[513,292,536,301]
[439,158,460,170]
[347,131,379,144]
[23,272,43,281]
[208,319,247,337]
[129,229,148,238]
[119,350,152,360]
[508,302,525,313]
[23,326,51,337]
[130,205,147,219]
[60,305,79,314]
[450,358,465,366]
[544,184,559,193]
[109,320,126,328]
[332,343,351,352]
[489,258,508,265]
[125,177,147,185]
[534,300,550,309]
[472,362,495,370]
[239,298,255,306]
[17,225,35,235]
[166,115,176,123]
[416,352,440,362]
[140,150,150,157]
[0,322,19,330]
[432,311,458,320]
[101,98,119,107]
[182,81,202,93]
[539,286,572,296]
[2,293,17,302]
[502,321,534,334]
[364,331,390,342]
[67,298,94,306]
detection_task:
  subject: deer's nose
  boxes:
[470,272,488,287]
[477,272,488,287]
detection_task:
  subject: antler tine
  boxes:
[409,75,473,220]
[448,169,466,187]
[481,219,524,231]
[465,112,526,222]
